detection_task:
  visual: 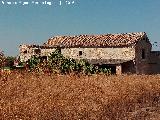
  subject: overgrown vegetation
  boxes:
[26,49,112,75]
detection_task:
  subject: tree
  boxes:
[0,51,5,68]
[48,49,65,73]
[5,56,16,67]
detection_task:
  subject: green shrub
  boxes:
[60,58,77,74]
[48,49,65,73]
[26,48,112,75]
[27,56,41,70]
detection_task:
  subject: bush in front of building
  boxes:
[47,49,112,75]
[26,49,112,75]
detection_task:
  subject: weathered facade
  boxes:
[19,45,56,62]
[19,32,160,75]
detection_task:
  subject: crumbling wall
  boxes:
[19,45,33,62]
[19,44,56,62]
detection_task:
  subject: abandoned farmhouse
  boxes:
[19,32,160,74]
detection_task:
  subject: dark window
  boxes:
[142,49,145,59]
[23,50,27,54]
[41,56,47,62]
[79,51,82,56]
[58,48,61,54]
[34,49,41,54]
[57,48,61,54]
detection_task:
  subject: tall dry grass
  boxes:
[0,71,160,120]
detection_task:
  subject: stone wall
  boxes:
[19,37,160,75]
[135,38,152,74]
[19,44,137,75]
[19,45,56,62]
[40,48,56,57]
[121,60,136,74]
[19,45,33,62]
[147,51,160,74]
[61,47,136,62]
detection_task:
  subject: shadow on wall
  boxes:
[122,60,135,74]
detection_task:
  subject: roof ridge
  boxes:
[45,32,147,47]
[51,32,145,37]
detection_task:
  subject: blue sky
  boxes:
[0,0,160,56]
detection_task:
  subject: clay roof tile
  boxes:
[45,32,146,47]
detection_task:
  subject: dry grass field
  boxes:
[1,71,160,120]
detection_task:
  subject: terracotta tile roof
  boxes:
[44,32,146,47]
